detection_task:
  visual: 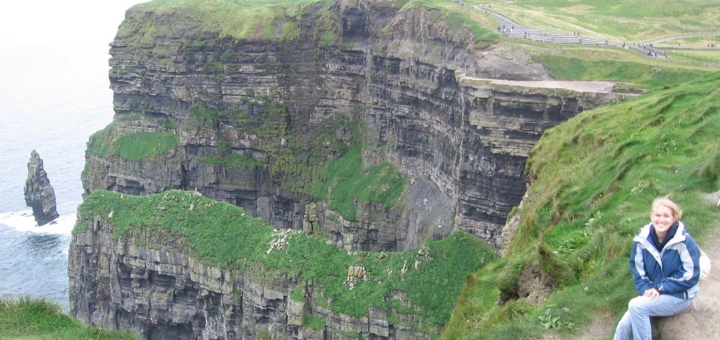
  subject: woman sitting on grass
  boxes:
[614,197,701,340]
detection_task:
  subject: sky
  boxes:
[0,0,149,48]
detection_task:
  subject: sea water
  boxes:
[0,45,115,311]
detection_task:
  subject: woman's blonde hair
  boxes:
[652,197,683,220]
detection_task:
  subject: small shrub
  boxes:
[304,316,326,331]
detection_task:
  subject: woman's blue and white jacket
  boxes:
[630,221,700,300]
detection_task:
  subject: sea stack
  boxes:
[24,150,59,226]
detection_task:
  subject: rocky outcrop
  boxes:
[69,190,490,339]
[24,150,58,226]
[82,0,633,251]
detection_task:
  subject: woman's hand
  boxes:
[643,288,660,299]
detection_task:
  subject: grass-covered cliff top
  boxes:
[76,189,497,332]
[115,0,499,46]
[116,0,331,43]
[0,297,139,340]
[474,0,720,43]
[442,70,720,339]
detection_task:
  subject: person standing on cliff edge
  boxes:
[614,197,700,340]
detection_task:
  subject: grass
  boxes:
[665,49,720,64]
[75,190,497,335]
[116,0,332,45]
[483,40,716,91]
[186,100,405,222]
[474,0,720,42]
[656,35,720,48]
[538,55,710,90]
[87,123,115,157]
[443,71,720,339]
[87,123,179,161]
[304,315,326,330]
[309,146,407,221]
[0,297,139,340]
[401,0,499,44]
[112,132,179,161]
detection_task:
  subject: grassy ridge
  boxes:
[0,297,139,340]
[76,190,496,332]
[443,72,720,339]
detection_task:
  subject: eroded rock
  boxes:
[24,150,58,226]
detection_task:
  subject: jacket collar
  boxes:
[633,221,687,256]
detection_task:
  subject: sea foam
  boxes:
[0,210,76,235]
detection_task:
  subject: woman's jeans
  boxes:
[614,295,692,340]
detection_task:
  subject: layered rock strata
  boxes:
[82,0,633,252]
[70,218,426,339]
[69,190,489,339]
[24,150,58,226]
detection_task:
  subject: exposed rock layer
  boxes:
[24,150,58,226]
[69,212,437,340]
[82,0,633,251]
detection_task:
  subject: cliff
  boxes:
[69,190,495,339]
[24,150,58,226]
[81,0,633,252]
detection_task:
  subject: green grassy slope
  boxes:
[0,297,139,340]
[76,189,497,334]
[443,71,720,339]
[476,0,720,43]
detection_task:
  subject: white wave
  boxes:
[0,210,76,235]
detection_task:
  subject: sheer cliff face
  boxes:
[82,0,628,250]
[70,217,428,340]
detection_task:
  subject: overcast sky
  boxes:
[0,0,148,48]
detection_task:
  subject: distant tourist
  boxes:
[613,197,700,340]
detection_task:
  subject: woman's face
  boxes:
[651,205,677,236]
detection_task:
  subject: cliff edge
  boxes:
[69,190,495,339]
[81,0,631,252]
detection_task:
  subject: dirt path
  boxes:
[546,192,720,340]
[656,197,720,339]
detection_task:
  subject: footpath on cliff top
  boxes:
[456,2,720,338]
[457,0,720,62]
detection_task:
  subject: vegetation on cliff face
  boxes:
[0,297,139,340]
[308,146,408,221]
[86,122,179,161]
[76,189,497,332]
[186,99,407,222]
[401,0,499,45]
[443,72,720,339]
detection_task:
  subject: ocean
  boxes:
[0,0,146,312]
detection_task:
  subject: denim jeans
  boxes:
[614,295,692,340]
